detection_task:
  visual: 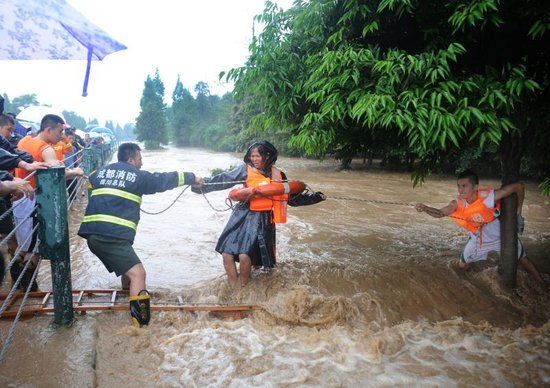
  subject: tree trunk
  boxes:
[498,131,522,288]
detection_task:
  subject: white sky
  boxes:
[0,0,292,126]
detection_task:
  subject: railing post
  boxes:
[35,167,74,325]
[82,147,93,176]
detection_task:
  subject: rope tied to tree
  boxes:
[328,194,487,225]
[138,180,486,226]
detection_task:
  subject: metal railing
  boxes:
[0,140,117,363]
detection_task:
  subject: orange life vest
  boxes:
[247,165,288,223]
[15,136,51,188]
[450,188,500,234]
[53,139,73,161]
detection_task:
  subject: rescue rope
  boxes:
[140,185,191,215]
[140,180,248,215]
[203,180,247,186]
[198,179,302,211]
[328,194,486,225]
[200,190,235,212]
[329,195,415,207]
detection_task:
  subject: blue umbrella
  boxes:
[84,124,98,132]
[92,126,114,135]
[0,0,126,96]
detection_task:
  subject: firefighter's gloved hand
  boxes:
[517,215,525,235]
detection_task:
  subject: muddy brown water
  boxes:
[1,147,549,386]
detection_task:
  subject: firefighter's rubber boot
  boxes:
[129,290,150,328]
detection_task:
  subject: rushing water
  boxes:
[1,146,549,387]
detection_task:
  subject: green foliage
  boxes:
[539,178,550,196]
[226,0,549,188]
[170,76,195,146]
[63,111,87,129]
[11,94,39,113]
[115,123,136,141]
[210,164,237,176]
[135,69,168,149]
[1,93,39,115]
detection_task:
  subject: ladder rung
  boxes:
[0,290,262,320]
[41,292,51,308]
[75,291,85,306]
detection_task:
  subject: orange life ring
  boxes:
[228,181,306,202]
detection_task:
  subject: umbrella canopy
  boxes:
[91,126,114,135]
[84,124,98,132]
[74,129,86,138]
[0,0,127,96]
[17,105,67,127]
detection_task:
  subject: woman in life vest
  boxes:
[415,169,545,285]
[193,141,326,288]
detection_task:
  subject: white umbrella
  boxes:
[75,129,86,138]
[17,106,67,128]
[0,0,126,96]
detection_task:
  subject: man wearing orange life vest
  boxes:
[12,114,84,291]
[415,169,544,285]
[52,129,73,163]
[193,141,326,288]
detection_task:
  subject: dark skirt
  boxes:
[215,202,276,267]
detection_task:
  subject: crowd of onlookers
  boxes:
[0,96,109,290]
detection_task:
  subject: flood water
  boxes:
[1,146,549,387]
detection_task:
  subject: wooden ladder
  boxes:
[0,290,262,320]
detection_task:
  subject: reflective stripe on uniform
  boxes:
[178,171,186,186]
[272,167,281,182]
[282,182,290,194]
[82,214,137,230]
[91,188,142,204]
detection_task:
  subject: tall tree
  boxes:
[11,94,40,113]
[63,111,87,129]
[188,81,214,146]
[122,123,136,140]
[194,81,213,122]
[227,0,550,287]
[135,69,168,149]
[170,76,195,146]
